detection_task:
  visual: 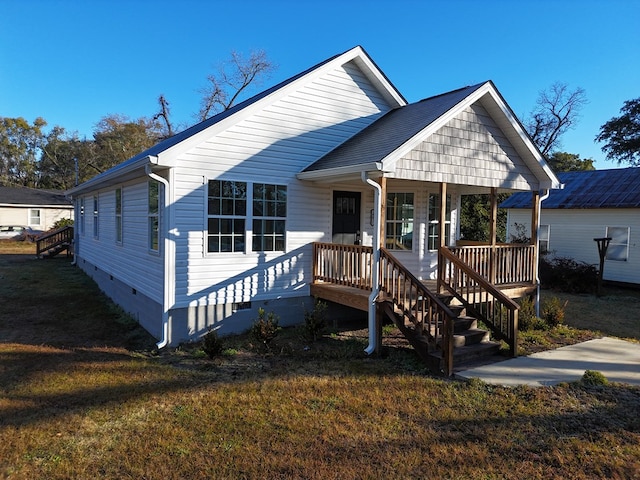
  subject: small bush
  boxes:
[202,329,224,358]
[304,298,328,342]
[250,308,280,347]
[540,256,598,293]
[541,296,567,327]
[52,218,74,230]
[580,370,609,386]
[518,296,537,331]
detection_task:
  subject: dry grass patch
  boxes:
[1,248,639,479]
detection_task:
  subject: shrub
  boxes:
[303,298,328,342]
[539,256,598,293]
[541,296,567,327]
[580,370,609,386]
[518,296,548,331]
[202,329,224,358]
[250,308,280,347]
[52,218,74,230]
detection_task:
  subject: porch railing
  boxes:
[380,248,457,375]
[447,244,535,285]
[36,226,74,258]
[312,242,374,290]
[438,247,519,356]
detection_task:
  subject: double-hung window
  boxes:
[79,198,85,235]
[148,181,159,252]
[207,180,247,253]
[115,188,123,244]
[93,196,99,239]
[29,209,41,226]
[386,192,414,250]
[252,183,286,252]
[606,226,630,261]
[539,224,550,253]
[427,193,451,251]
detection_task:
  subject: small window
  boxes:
[539,225,550,253]
[93,196,99,239]
[207,180,246,253]
[29,209,41,226]
[606,226,629,261]
[148,181,159,252]
[115,188,123,244]
[427,193,451,251]
[252,183,286,252]
[386,193,414,250]
[79,198,85,235]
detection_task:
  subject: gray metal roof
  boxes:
[302,82,488,172]
[500,168,640,209]
[0,186,72,206]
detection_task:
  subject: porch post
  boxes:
[531,190,540,281]
[489,187,498,284]
[377,177,387,248]
[437,182,447,292]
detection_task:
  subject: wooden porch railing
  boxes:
[380,248,457,375]
[438,247,519,356]
[36,226,74,258]
[312,242,374,290]
[312,242,457,375]
[447,244,535,285]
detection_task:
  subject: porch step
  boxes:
[429,341,503,369]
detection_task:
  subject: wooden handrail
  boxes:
[447,244,535,285]
[380,247,457,375]
[439,247,519,356]
[312,242,373,290]
[36,226,74,258]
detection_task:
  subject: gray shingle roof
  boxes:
[0,186,71,206]
[302,82,488,172]
[500,168,640,209]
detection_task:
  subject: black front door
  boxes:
[332,191,361,245]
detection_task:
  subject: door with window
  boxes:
[332,191,361,245]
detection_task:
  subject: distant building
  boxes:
[0,186,73,231]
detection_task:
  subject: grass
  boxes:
[1,242,639,479]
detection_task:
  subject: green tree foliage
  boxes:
[460,193,508,243]
[0,116,47,187]
[595,98,640,166]
[547,151,595,172]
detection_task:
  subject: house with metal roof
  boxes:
[502,168,640,286]
[0,186,73,232]
[66,46,560,372]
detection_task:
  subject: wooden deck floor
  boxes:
[310,280,536,311]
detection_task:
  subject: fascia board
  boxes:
[157,47,407,166]
[296,162,384,181]
[66,155,156,197]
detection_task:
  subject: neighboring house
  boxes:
[67,46,560,351]
[502,168,640,286]
[0,186,73,231]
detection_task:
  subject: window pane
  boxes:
[208,236,219,252]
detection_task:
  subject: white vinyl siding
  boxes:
[169,60,394,306]
[77,182,164,303]
[507,209,639,285]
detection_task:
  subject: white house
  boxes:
[67,46,560,353]
[502,168,640,286]
[0,186,73,232]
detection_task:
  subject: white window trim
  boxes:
[115,187,123,245]
[148,181,160,253]
[92,195,99,240]
[539,224,550,253]
[28,208,41,227]
[605,226,630,261]
[427,192,452,252]
[385,191,415,252]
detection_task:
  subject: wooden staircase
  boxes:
[311,242,523,376]
[36,226,74,259]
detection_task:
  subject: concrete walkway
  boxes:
[456,337,640,387]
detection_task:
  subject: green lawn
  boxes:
[1,245,639,479]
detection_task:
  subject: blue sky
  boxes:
[1,0,638,169]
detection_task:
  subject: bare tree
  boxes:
[524,83,587,157]
[197,50,275,121]
[153,95,175,139]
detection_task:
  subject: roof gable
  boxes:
[67,46,406,196]
[299,81,561,190]
[501,168,640,209]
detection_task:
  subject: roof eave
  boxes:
[66,155,158,197]
[297,162,385,182]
